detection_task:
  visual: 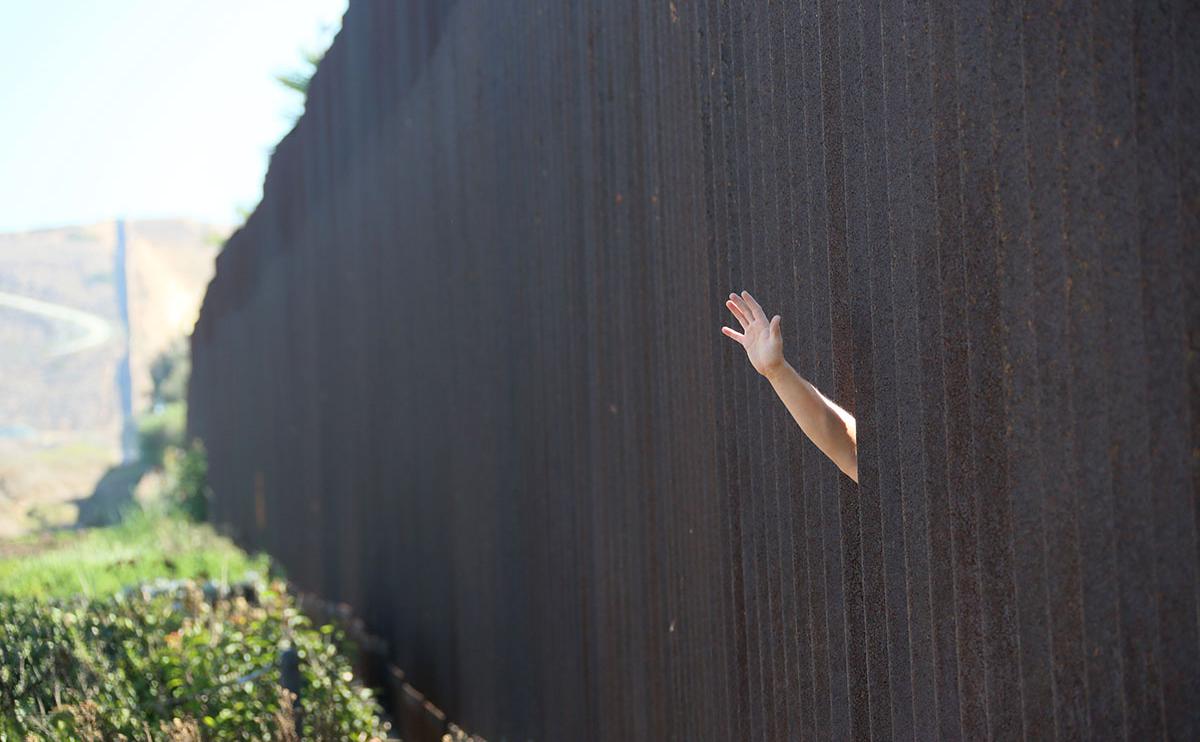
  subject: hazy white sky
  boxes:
[0,0,348,233]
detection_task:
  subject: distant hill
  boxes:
[0,219,225,536]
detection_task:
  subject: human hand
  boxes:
[722,291,785,378]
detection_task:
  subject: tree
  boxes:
[275,49,325,97]
[149,338,190,409]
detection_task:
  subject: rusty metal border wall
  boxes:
[189,1,1200,739]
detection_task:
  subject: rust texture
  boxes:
[189,0,1200,739]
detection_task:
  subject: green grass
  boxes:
[0,510,270,600]
[26,439,112,467]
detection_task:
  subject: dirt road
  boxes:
[0,289,113,357]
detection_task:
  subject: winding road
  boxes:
[0,290,114,357]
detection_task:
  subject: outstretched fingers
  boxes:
[741,291,766,322]
[726,299,750,329]
[728,293,754,324]
[726,290,775,342]
[721,326,746,345]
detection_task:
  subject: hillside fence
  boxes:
[189,0,1200,739]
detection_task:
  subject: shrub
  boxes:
[161,441,210,522]
[0,579,389,741]
[137,402,187,468]
[149,340,191,408]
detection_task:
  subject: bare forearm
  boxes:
[721,290,858,482]
[764,361,859,483]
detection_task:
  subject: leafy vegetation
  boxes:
[136,340,192,468]
[161,441,211,522]
[0,577,389,740]
[137,402,187,468]
[275,49,324,97]
[150,338,191,408]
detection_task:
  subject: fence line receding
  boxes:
[189,1,1200,739]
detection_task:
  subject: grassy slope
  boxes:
[0,511,270,599]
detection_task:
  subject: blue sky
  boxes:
[0,0,348,233]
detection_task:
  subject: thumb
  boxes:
[770,315,781,337]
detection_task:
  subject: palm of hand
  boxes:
[722,291,784,377]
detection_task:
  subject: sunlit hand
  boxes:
[722,291,785,378]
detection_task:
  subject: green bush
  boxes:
[149,339,191,408]
[161,441,211,522]
[137,402,187,468]
[0,579,390,741]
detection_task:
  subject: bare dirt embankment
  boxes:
[0,219,225,537]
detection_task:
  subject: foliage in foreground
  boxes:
[0,578,389,741]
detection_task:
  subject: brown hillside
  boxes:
[0,219,224,537]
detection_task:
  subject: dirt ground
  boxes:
[0,435,116,538]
